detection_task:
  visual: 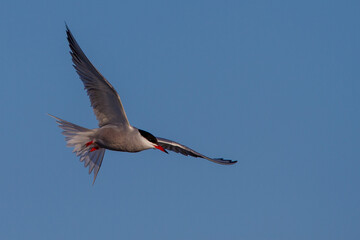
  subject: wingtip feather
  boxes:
[212,158,238,165]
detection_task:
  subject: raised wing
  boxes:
[66,25,130,127]
[156,137,237,165]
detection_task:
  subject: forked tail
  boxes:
[49,114,105,184]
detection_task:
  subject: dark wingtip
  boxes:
[214,158,238,165]
[65,21,69,30]
[226,160,238,165]
[66,28,71,40]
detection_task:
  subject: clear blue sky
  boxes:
[1,0,359,239]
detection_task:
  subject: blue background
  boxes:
[1,0,359,239]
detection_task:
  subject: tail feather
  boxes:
[49,114,105,183]
[89,149,105,184]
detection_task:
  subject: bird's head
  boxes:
[138,129,168,153]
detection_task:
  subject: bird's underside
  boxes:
[50,24,237,184]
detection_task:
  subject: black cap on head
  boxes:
[138,129,158,144]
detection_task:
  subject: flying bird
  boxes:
[50,25,237,183]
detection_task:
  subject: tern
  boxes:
[50,25,237,183]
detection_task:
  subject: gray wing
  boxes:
[156,137,237,165]
[66,25,130,127]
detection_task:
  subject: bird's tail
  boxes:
[49,114,105,184]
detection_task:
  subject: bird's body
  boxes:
[94,125,152,152]
[50,25,236,183]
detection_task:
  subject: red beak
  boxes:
[155,145,168,154]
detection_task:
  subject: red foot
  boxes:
[85,141,94,147]
[90,147,99,152]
